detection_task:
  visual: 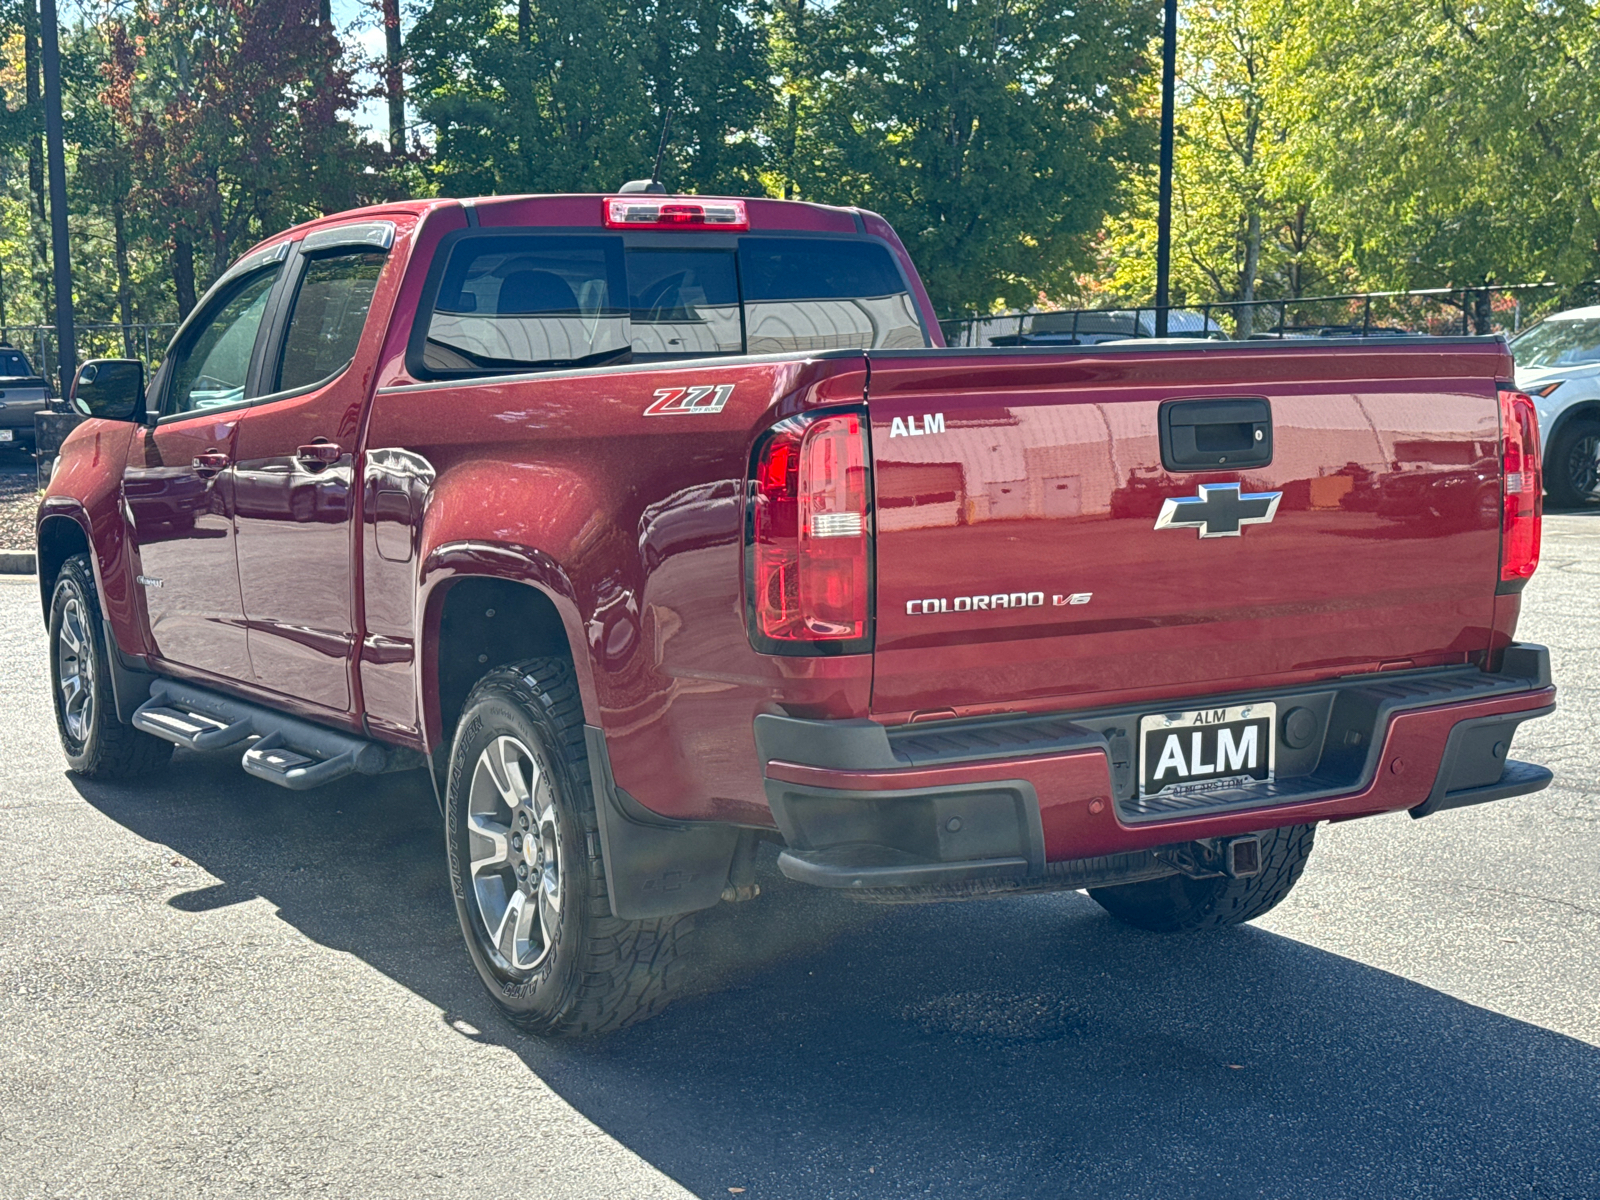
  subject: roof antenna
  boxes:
[618,109,672,194]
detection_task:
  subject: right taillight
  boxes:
[1498,386,1542,585]
[748,410,872,653]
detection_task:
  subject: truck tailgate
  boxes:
[866,341,1511,717]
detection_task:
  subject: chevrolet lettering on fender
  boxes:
[36,187,1554,1042]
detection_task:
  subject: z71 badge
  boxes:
[644,383,735,416]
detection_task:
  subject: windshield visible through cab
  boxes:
[1510,318,1600,370]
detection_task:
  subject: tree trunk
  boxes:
[384,0,405,156]
[319,0,331,25]
[23,0,51,321]
[173,232,197,321]
[517,0,530,48]
[1473,288,1493,335]
[1236,209,1262,339]
[784,0,804,199]
[113,191,135,357]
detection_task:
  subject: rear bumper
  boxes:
[756,646,1556,890]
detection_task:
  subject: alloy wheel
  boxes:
[56,595,95,744]
[466,735,562,974]
[1564,431,1600,500]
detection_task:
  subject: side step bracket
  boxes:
[132,679,389,791]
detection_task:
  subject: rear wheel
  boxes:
[48,554,173,779]
[445,659,696,1036]
[1546,418,1600,507]
[1089,824,1316,932]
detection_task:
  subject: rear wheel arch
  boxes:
[421,567,595,753]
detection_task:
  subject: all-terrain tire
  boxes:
[48,554,173,779]
[1088,824,1316,932]
[445,659,696,1037]
[1545,417,1600,507]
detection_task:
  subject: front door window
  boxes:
[167,268,280,414]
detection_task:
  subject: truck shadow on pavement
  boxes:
[74,752,1600,1200]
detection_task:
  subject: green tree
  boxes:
[1090,0,1328,333]
[1285,0,1600,326]
[103,0,380,316]
[409,0,769,197]
[789,0,1158,316]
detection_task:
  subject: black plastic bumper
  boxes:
[756,646,1556,890]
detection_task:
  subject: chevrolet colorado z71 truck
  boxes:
[38,193,1555,1036]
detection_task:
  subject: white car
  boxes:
[1510,306,1600,505]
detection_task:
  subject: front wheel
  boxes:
[1089,824,1316,932]
[48,554,173,779]
[1546,418,1600,507]
[445,660,696,1036]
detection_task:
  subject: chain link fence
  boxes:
[0,323,176,393]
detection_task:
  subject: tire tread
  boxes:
[454,658,696,1037]
[1088,823,1316,933]
[52,555,172,779]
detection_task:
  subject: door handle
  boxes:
[1158,398,1273,471]
[192,450,230,475]
[297,442,342,466]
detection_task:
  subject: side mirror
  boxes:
[70,359,146,422]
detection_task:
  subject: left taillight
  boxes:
[1498,385,1542,586]
[747,410,872,654]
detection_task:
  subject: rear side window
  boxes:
[414,230,929,379]
[275,251,386,392]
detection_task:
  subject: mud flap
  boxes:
[584,726,741,920]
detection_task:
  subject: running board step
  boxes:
[132,679,389,791]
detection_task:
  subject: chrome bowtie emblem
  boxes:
[1154,483,1282,539]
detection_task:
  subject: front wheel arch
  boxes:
[36,511,92,625]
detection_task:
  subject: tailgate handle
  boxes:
[1159,397,1273,471]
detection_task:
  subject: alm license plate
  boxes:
[0,430,12,441]
[1140,702,1276,798]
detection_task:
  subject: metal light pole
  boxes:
[1154,0,1177,338]
[40,0,75,390]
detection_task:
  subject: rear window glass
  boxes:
[738,238,925,354]
[0,350,33,377]
[417,232,928,378]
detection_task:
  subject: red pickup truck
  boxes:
[37,192,1555,1036]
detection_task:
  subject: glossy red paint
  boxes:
[365,354,873,827]
[868,343,1513,720]
[765,687,1553,860]
[233,215,418,715]
[37,421,143,647]
[36,191,1547,854]
[120,413,253,680]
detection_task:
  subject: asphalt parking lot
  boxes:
[1,513,1596,1200]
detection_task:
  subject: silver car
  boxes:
[1510,307,1600,505]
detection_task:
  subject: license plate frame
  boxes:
[1139,702,1276,798]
